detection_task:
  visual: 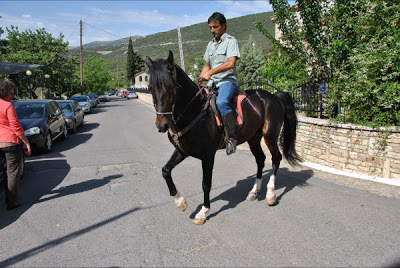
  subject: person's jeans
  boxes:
[216,82,238,116]
[0,143,23,206]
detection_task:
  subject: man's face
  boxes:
[208,20,225,41]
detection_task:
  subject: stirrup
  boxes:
[226,138,237,155]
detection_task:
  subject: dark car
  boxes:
[14,100,67,153]
[56,100,84,133]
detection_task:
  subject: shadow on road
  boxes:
[37,174,122,203]
[0,207,140,267]
[190,167,314,220]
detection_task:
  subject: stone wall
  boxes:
[296,116,400,180]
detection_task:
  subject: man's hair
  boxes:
[0,80,16,99]
[208,12,227,28]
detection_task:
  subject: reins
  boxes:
[168,85,211,144]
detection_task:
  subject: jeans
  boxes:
[0,143,23,206]
[216,82,238,116]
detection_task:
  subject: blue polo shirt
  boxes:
[203,33,240,87]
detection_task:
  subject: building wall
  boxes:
[134,72,149,87]
[296,116,400,180]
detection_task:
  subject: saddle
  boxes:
[203,87,246,127]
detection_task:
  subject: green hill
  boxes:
[68,11,275,83]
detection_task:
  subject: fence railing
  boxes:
[239,78,328,118]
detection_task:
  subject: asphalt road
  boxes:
[1,96,399,267]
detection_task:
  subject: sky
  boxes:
[0,0,276,47]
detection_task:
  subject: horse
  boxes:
[145,51,301,225]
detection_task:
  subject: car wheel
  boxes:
[43,132,52,152]
[61,124,68,140]
[71,122,77,133]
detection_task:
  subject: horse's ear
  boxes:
[146,56,153,68]
[167,50,174,69]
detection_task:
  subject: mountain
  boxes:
[68,11,275,82]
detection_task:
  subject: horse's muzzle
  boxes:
[156,122,169,133]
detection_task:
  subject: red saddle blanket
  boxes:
[204,88,247,126]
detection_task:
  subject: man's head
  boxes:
[208,12,226,41]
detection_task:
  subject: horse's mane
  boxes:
[148,59,198,95]
[148,59,175,92]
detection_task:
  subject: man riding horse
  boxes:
[199,12,240,155]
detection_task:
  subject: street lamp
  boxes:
[45,74,50,99]
[26,70,32,99]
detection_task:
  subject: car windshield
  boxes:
[70,96,87,102]
[58,103,73,112]
[15,103,45,119]
[128,91,135,93]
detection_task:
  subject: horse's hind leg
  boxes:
[264,137,282,206]
[162,149,187,211]
[246,131,266,201]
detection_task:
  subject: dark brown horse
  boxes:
[146,51,301,224]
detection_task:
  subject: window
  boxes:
[139,76,143,82]
[145,76,148,82]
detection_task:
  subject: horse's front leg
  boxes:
[162,149,187,211]
[193,153,216,225]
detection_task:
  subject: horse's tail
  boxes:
[275,91,302,166]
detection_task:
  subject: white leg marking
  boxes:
[193,206,209,225]
[266,174,277,206]
[246,178,262,201]
[173,191,187,211]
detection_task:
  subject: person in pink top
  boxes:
[0,80,31,210]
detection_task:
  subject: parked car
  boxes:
[56,100,84,133]
[97,92,107,102]
[108,89,115,96]
[70,95,91,113]
[85,93,97,107]
[14,100,67,153]
[127,91,138,99]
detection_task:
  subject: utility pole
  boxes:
[80,20,84,95]
[177,26,185,71]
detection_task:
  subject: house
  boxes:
[134,71,149,89]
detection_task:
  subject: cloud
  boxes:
[1,1,275,47]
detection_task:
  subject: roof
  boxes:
[0,62,43,75]
[135,71,148,77]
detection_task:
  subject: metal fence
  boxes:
[239,78,328,118]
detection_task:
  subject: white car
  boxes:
[127,91,138,99]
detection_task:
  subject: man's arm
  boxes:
[199,57,237,82]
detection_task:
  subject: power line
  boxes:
[83,22,123,39]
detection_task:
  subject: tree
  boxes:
[1,26,79,98]
[236,35,265,83]
[126,37,135,86]
[188,57,205,83]
[263,0,399,126]
[330,0,400,126]
[82,54,111,93]
[259,49,307,89]
[126,37,145,86]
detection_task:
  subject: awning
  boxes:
[0,62,43,75]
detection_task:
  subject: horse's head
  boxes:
[146,51,177,133]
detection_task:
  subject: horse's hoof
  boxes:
[266,193,276,206]
[193,216,206,225]
[246,192,258,201]
[178,198,187,211]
